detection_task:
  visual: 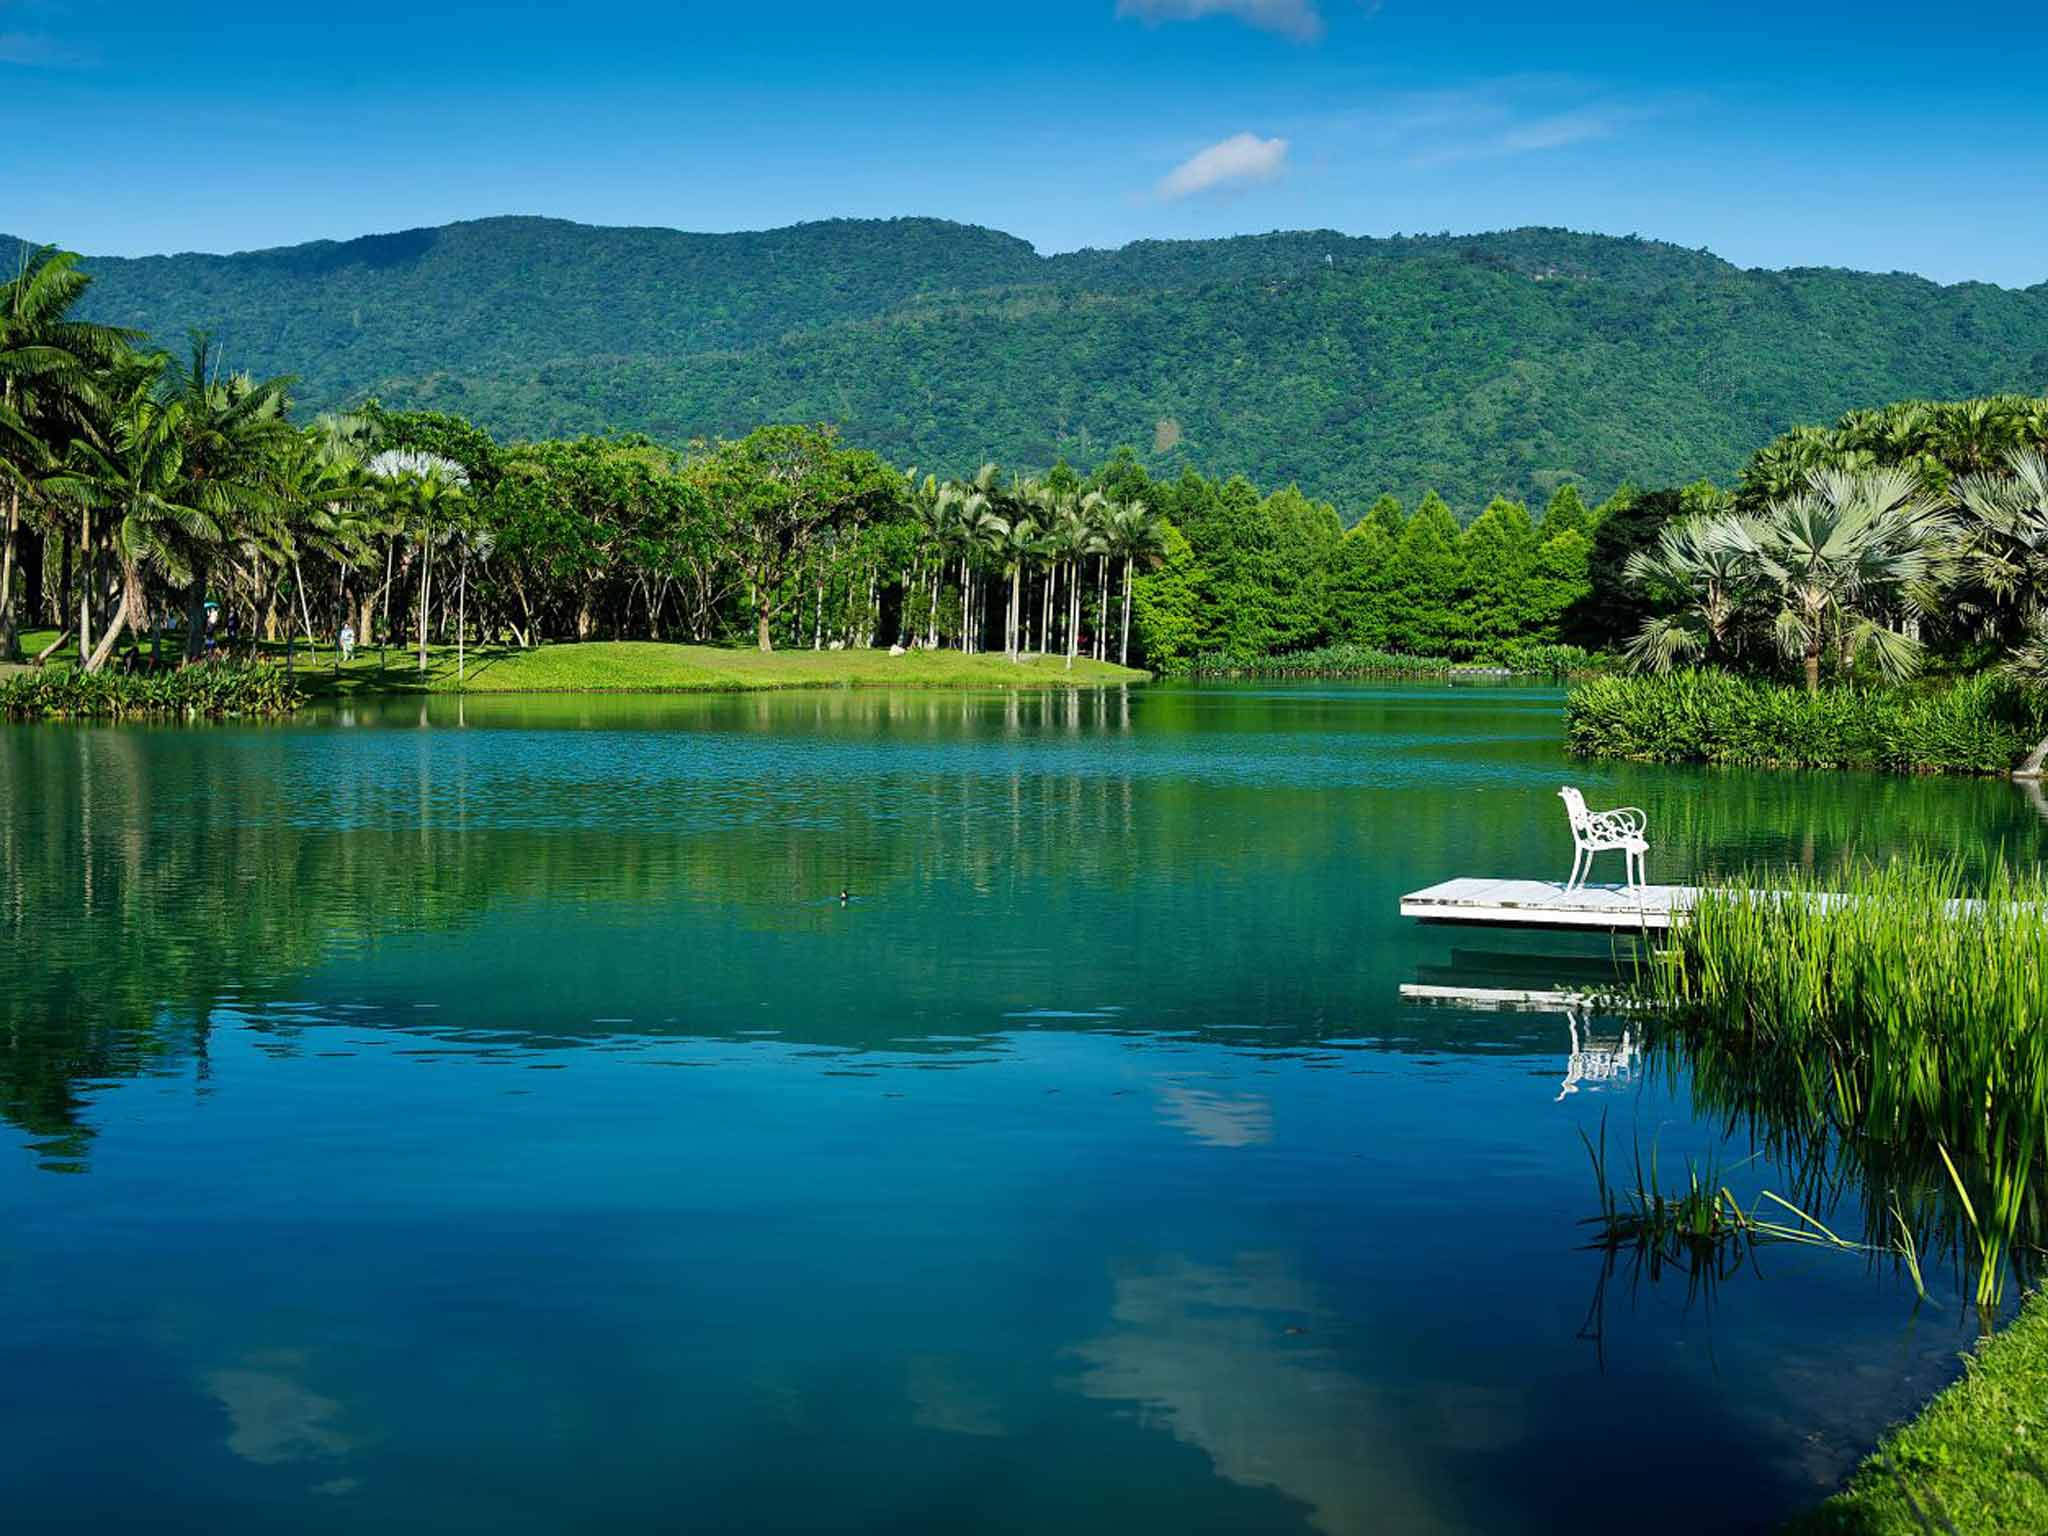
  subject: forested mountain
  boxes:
[9,216,2045,511]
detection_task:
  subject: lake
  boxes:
[2,682,2039,1533]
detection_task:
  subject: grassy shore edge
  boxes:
[1788,1290,2048,1534]
[4,635,1150,702]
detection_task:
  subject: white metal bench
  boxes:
[1558,787,1648,893]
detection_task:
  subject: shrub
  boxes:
[1182,642,1602,680]
[1564,669,2047,775]
[0,663,305,721]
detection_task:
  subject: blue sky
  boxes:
[4,0,2044,286]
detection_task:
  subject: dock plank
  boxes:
[1400,878,1695,932]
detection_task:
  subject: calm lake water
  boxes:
[4,683,2043,1534]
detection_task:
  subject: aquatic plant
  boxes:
[1580,1113,1862,1288]
[1644,859,2048,1322]
[1185,640,1601,680]
[1565,668,2048,774]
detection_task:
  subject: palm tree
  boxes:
[1082,492,1119,660]
[0,247,134,660]
[906,473,945,649]
[160,336,295,658]
[937,473,1006,653]
[1718,466,1952,692]
[1621,517,1756,672]
[1048,500,1101,669]
[47,354,211,672]
[1105,499,1167,666]
[997,513,1040,661]
[371,449,470,673]
[267,423,379,669]
[1952,448,2048,650]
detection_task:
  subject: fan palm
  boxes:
[1952,448,2048,649]
[371,449,471,672]
[1717,466,1952,692]
[1622,517,1756,672]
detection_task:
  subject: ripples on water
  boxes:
[3,684,2042,1533]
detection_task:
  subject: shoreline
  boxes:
[2,638,1151,718]
[1791,1290,2048,1532]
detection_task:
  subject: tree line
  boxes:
[0,244,1628,676]
[1,247,1176,673]
[11,241,2041,684]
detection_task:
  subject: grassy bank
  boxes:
[321,641,1147,693]
[4,634,1148,698]
[1789,1288,2048,1534]
[1567,670,2048,775]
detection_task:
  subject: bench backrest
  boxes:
[1558,785,1591,835]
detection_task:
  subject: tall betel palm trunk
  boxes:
[0,487,19,663]
[1121,554,1134,666]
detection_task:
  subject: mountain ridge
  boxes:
[8,215,2046,509]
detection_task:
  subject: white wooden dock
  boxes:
[1400,878,1695,932]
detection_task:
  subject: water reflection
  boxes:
[4,685,2036,1532]
[206,1354,357,1468]
[1156,1082,1274,1148]
[1068,1253,1522,1536]
[1555,1012,1638,1102]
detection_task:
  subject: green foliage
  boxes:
[1647,859,2048,1326]
[1564,669,2048,774]
[1385,492,1467,656]
[1458,496,1539,652]
[1573,486,1681,646]
[0,662,303,718]
[1187,644,1452,679]
[1130,520,1203,673]
[1184,640,1595,679]
[1741,393,2048,508]
[1324,519,1399,647]
[1540,483,1591,539]
[1363,493,1405,540]
[14,222,2038,686]
[20,218,2048,513]
[361,401,504,487]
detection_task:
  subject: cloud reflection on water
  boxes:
[1067,1253,1524,1535]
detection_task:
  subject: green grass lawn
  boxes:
[1789,1290,2048,1534]
[7,631,1148,693]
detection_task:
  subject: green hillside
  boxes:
[10,216,2046,509]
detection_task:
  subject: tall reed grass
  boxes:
[1645,859,2048,1321]
[1565,670,2048,775]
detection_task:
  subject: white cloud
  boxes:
[1155,132,1290,202]
[1116,0,1325,43]
[1410,106,1628,167]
